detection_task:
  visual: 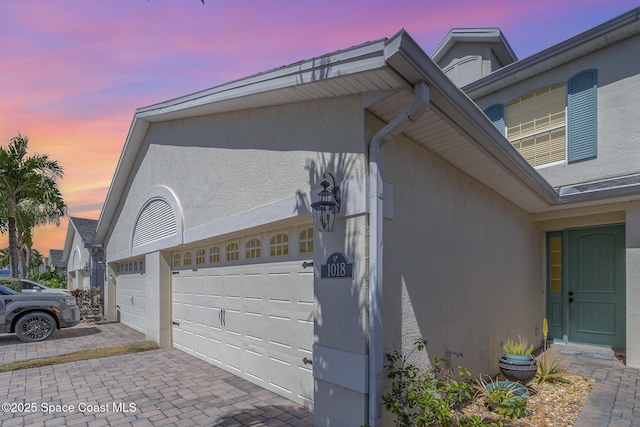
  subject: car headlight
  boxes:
[61,296,77,306]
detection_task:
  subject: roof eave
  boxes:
[386,30,560,207]
[464,7,640,98]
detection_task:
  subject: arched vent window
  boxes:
[132,198,178,247]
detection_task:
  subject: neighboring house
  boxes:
[61,217,104,291]
[94,8,640,427]
[44,249,66,275]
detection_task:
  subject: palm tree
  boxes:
[0,134,67,278]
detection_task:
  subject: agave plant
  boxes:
[503,336,534,356]
[534,351,571,384]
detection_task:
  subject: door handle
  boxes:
[303,357,313,365]
[569,297,574,304]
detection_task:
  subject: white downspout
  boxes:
[368,81,429,427]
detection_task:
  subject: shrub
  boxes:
[475,377,528,420]
[534,351,570,384]
[383,338,499,427]
[0,278,22,292]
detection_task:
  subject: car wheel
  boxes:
[15,312,56,342]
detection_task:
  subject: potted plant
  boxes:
[502,337,534,361]
[476,377,529,419]
[499,336,538,384]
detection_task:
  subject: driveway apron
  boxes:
[0,323,313,426]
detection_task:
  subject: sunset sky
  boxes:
[1,0,638,257]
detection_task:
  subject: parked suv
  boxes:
[0,285,80,342]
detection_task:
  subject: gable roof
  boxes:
[463,7,640,98]
[101,23,640,243]
[69,217,98,245]
[47,249,65,268]
[431,28,517,67]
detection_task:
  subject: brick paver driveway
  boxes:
[0,323,313,426]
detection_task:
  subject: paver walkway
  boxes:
[0,322,145,364]
[3,323,640,426]
[0,323,313,426]
[547,343,640,427]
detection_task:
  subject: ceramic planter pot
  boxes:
[498,356,538,384]
[484,380,529,410]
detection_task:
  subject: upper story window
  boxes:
[485,69,597,168]
[270,233,289,257]
[226,242,239,261]
[507,85,566,167]
[245,238,261,260]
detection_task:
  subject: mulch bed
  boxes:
[463,375,595,426]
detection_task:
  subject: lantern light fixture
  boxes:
[311,172,341,232]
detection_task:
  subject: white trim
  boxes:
[183,175,367,245]
[130,186,184,257]
[313,345,368,394]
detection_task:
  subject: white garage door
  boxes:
[172,255,314,408]
[116,261,147,333]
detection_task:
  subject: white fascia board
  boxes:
[431,28,517,64]
[136,39,389,120]
[95,40,390,245]
[464,8,640,98]
[386,30,560,207]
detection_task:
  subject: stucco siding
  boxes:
[473,34,640,188]
[382,117,544,378]
[105,96,367,260]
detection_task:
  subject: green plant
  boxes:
[383,338,501,427]
[475,377,528,420]
[502,336,534,356]
[534,351,571,384]
[27,268,67,289]
[0,278,22,292]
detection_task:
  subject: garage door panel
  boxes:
[173,258,313,409]
[297,318,314,353]
[207,274,222,297]
[194,304,207,327]
[207,307,223,330]
[244,273,264,300]
[225,274,242,298]
[297,272,314,303]
[244,311,264,341]
[117,275,146,333]
[207,338,224,364]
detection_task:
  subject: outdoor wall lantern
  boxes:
[311,172,341,232]
[83,262,91,273]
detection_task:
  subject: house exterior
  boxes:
[62,217,105,291]
[44,249,66,275]
[94,8,640,427]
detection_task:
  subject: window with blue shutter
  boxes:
[484,104,504,134]
[567,70,597,163]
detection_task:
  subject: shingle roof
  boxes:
[69,217,98,245]
[48,249,65,267]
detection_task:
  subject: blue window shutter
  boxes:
[568,70,597,162]
[484,104,504,134]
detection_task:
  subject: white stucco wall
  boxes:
[105,96,368,260]
[67,232,91,290]
[473,34,640,188]
[380,113,544,380]
[625,203,640,368]
[103,94,372,426]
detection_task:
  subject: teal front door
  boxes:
[567,225,626,348]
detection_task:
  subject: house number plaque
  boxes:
[321,252,353,278]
